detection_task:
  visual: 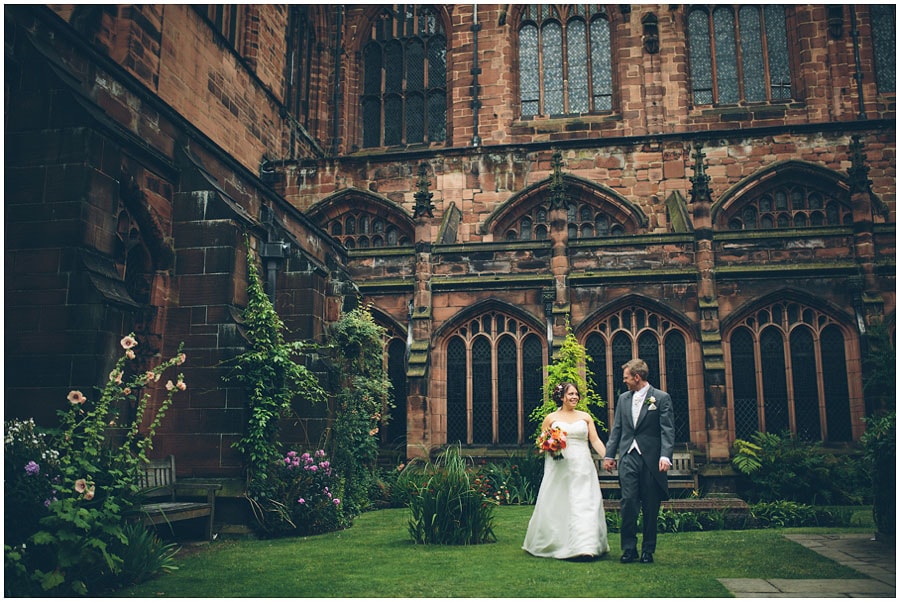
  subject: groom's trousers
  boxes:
[618,449,661,553]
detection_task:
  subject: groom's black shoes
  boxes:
[620,550,639,563]
[640,551,654,563]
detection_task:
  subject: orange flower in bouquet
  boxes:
[536,426,567,460]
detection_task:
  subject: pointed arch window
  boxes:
[583,307,691,444]
[503,200,627,241]
[723,182,851,230]
[287,6,318,132]
[518,4,613,118]
[362,5,446,148]
[727,301,853,442]
[688,5,792,106]
[445,312,545,446]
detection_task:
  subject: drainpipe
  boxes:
[471,5,482,147]
[849,6,867,120]
[331,5,343,155]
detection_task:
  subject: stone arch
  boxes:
[481,173,648,239]
[711,160,852,230]
[306,188,415,249]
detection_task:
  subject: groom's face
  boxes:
[623,368,641,392]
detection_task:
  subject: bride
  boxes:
[523,382,610,559]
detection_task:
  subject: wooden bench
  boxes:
[133,455,222,541]
[595,450,699,491]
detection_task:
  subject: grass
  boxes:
[115,505,872,598]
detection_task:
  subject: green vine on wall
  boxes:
[226,239,324,498]
[528,320,605,440]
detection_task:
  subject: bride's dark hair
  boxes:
[552,382,578,405]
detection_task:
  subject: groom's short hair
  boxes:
[622,359,649,381]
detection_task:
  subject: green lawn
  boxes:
[115,505,870,598]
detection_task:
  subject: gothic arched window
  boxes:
[688,5,792,106]
[518,4,613,118]
[727,301,853,442]
[583,307,692,444]
[362,5,446,148]
[445,312,545,446]
[724,183,851,231]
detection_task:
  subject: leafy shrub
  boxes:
[749,500,818,528]
[472,455,539,505]
[113,523,179,586]
[656,510,703,533]
[407,446,498,545]
[5,335,187,596]
[861,411,895,537]
[246,449,347,537]
[4,419,61,549]
[731,431,871,505]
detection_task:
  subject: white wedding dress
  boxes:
[522,419,610,558]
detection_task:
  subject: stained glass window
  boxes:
[724,182,851,230]
[688,5,793,105]
[362,5,446,148]
[583,307,692,444]
[442,314,545,446]
[727,303,854,442]
[518,5,613,117]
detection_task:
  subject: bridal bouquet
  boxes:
[536,426,567,460]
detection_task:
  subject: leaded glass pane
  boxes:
[446,337,467,444]
[760,327,789,433]
[385,339,407,447]
[567,19,589,113]
[731,327,759,439]
[739,6,766,102]
[520,25,540,116]
[384,95,402,145]
[821,325,852,441]
[406,93,424,143]
[764,5,792,100]
[639,331,660,384]
[585,333,609,436]
[542,21,564,114]
[665,331,690,444]
[472,337,493,444]
[364,44,382,95]
[871,5,896,92]
[407,39,424,91]
[497,336,518,444]
[362,98,381,147]
[427,91,446,141]
[590,17,612,111]
[523,334,545,423]
[596,214,609,235]
[714,7,739,104]
[385,41,403,93]
[688,10,714,104]
[612,332,632,399]
[427,36,446,88]
[790,326,821,441]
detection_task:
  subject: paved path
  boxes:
[719,533,895,598]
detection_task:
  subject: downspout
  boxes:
[471,5,482,146]
[849,6,867,120]
[331,5,343,155]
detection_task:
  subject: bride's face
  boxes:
[563,385,579,408]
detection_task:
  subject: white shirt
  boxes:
[628,384,651,453]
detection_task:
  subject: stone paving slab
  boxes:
[719,533,896,598]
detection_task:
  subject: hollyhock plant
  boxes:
[4,332,189,596]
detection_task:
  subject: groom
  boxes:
[603,358,675,564]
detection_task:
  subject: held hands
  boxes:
[602,458,616,472]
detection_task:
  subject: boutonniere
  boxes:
[645,395,657,410]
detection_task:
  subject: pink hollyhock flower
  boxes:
[176,380,187,391]
[123,387,132,395]
[125,349,136,360]
[165,380,175,391]
[109,370,123,384]
[120,335,138,350]
[176,353,187,365]
[74,479,87,493]
[84,486,95,501]
[67,391,86,405]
